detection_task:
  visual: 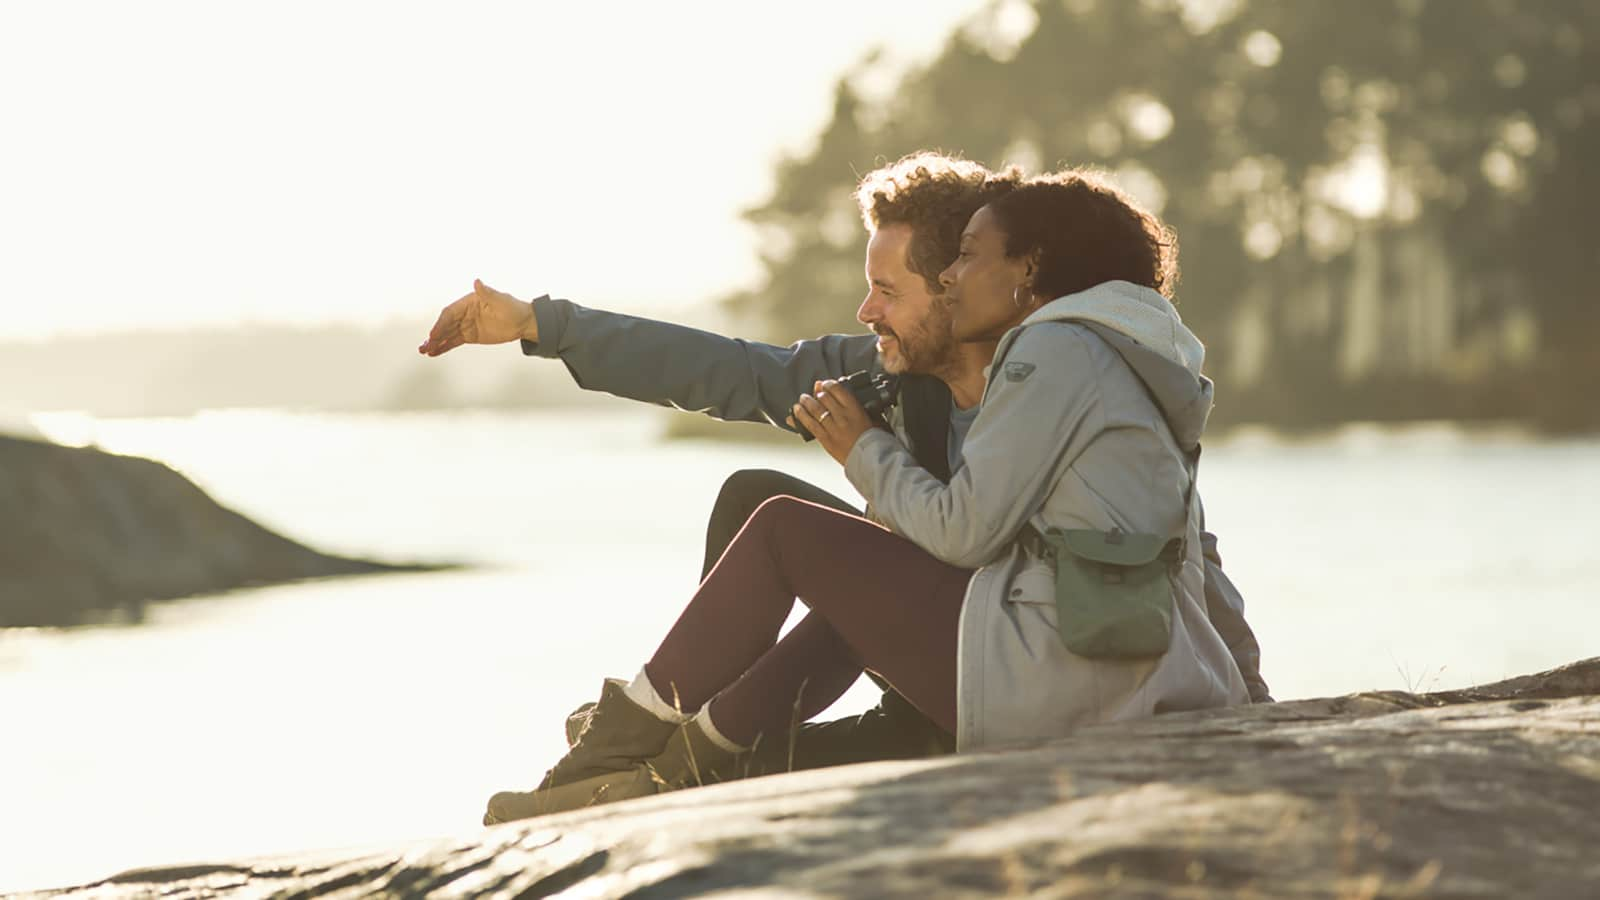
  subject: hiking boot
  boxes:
[538,679,679,790]
[565,701,597,747]
[643,713,751,790]
[484,767,656,824]
[482,712,750,824]
[575,687,952,776]
[744,687,955,776]
[481,679,677,826]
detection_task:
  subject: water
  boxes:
[2,410,1597,892]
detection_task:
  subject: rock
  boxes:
[0,435,432,627]
[21,657,1600,898]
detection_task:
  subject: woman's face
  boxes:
[938,205,1037,343]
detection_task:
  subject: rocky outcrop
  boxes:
[23,657,1600,898]
[0,435,426,627]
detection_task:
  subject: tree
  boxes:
[730,0,1600,431]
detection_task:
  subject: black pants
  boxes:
[699,469,957,773]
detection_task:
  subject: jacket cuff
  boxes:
[519,295,561,357]
[843,428,898,505]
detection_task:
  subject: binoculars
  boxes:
[795,370,899,442]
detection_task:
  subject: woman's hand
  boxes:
[789,379,878,465]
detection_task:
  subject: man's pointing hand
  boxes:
[418,279,539,357]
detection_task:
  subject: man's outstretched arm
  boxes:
[420,279,877,430]
[524,295,877,428]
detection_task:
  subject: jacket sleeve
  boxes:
[843,324,1102,569]
[1197,511,1273,702]
[520,296,879,430]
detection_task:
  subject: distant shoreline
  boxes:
[0,434,454,628]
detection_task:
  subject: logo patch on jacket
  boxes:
[1003,361,1037,383]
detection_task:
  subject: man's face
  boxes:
[856,224,958,376]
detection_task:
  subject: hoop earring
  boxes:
[1013,285,1028,308]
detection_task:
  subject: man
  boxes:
[419,153,1271,778]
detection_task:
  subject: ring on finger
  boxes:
[818,410,832,422]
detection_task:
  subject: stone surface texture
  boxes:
[17,657,1600,898]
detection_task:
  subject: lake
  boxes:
[2,409,1596,891]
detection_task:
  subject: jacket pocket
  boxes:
[1003,560,1057,605]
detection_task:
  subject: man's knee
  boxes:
[714,469,792,521]
[704,470,858,579]
[713,471,834,543]
[746,493,813,534]
[705,470,804,577]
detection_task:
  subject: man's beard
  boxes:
[878,307,958,377]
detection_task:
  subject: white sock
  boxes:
[622,667,692,725]
[697,706,749,753]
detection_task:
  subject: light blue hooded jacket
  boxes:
[845,281,1250,749]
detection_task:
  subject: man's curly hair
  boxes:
[987,169,1180,300]
[856,152,1024,294]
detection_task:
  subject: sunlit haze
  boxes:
[0,1,985,340]
[4,2,1599,891]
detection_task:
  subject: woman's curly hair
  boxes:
[856,152,1024,293]
[987,169,1180,300]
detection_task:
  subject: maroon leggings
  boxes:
[645,495,973,746]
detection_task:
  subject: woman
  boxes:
[485,171,1248,824]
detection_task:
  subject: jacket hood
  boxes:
[1020,280,1213,448]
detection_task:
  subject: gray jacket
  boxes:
[522,295,1269,702]
[845,282,1249,748]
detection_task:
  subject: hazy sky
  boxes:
[1,1,991,340]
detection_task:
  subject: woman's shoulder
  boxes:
[1000,322,1156,421]
[1006,320,1122,374]
[984,323,1113,424]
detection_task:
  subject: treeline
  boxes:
[727,0,1599,432]
[0,323,602,418]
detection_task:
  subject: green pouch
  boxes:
[1038,527,1180,660]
